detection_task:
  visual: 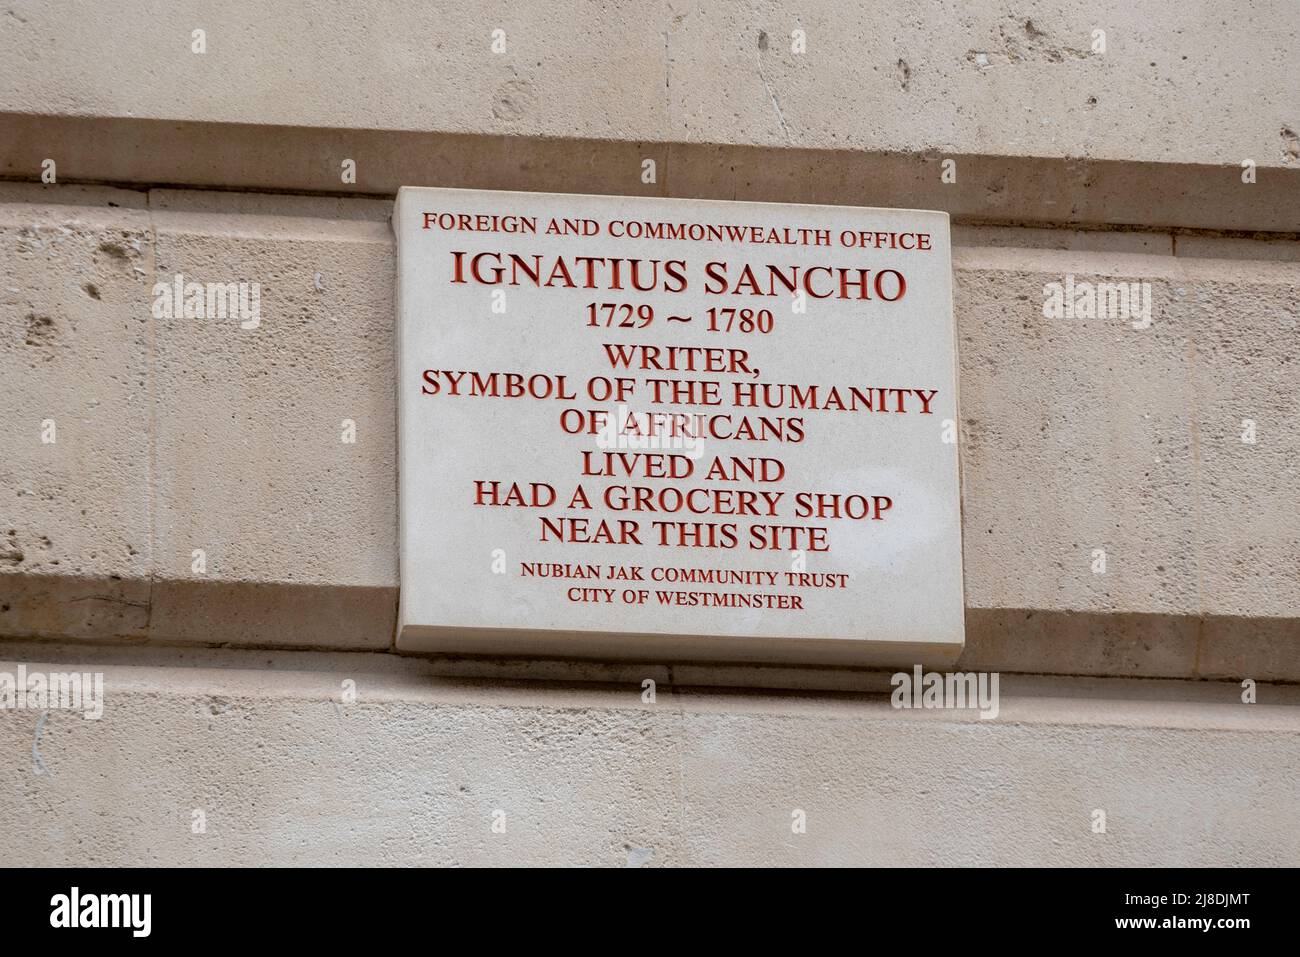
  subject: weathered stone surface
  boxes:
[0,644,1295,866]
[955,249,1300,620]
[1,187,1296,678]
[1,0,1296,870]
[1,1,1294,169]
[0,187,153,640]
[3,115,1296,234]
[148,205,395,649]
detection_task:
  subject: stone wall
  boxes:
[0,1,1296,865]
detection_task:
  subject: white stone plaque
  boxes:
[395,187,963,666]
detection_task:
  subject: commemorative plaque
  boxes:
[395,187,963,666]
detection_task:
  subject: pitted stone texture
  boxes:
[0,649,1295,866]
[0,1,1295,169]
[955,247,1300,628]
[0,189,153,639]
[1176,261,1300,620]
